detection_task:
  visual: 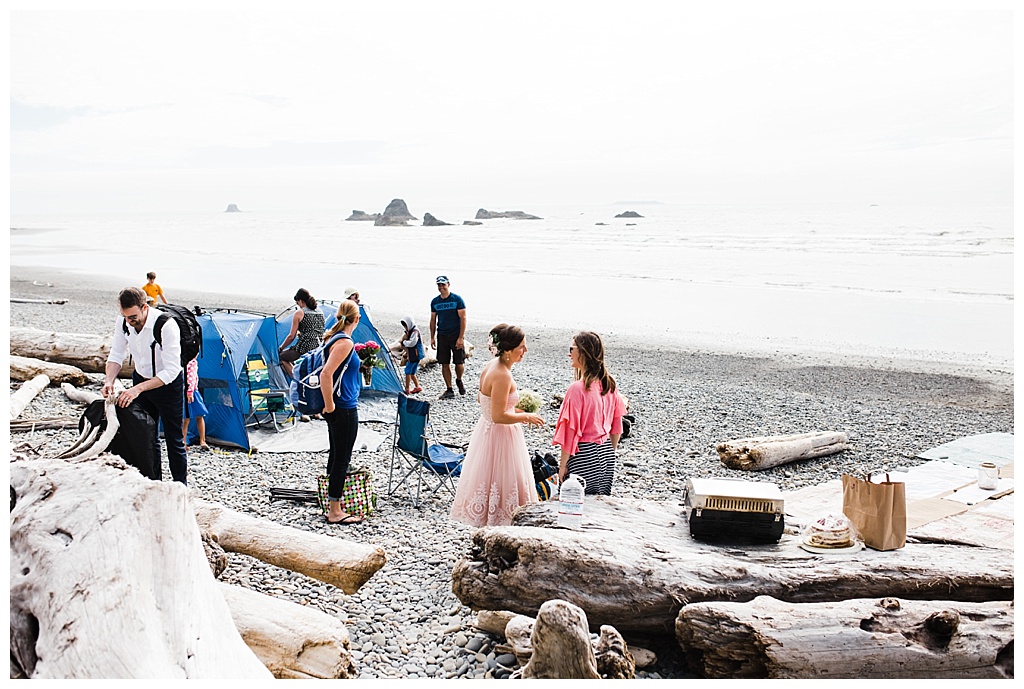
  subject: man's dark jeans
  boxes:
[132,371,187,484]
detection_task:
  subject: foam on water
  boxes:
[10,202,1013,367]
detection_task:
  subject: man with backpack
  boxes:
[102,287,190,485]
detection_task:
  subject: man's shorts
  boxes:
[435,333,466,365]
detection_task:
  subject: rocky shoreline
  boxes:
[8,267,1014,679]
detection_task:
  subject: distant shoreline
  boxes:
[9,264,1012,395]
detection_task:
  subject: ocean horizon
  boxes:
[9,201,1014,369]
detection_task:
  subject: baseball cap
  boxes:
[435,275,449,284]
[343,286,359,298]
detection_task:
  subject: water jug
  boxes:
[557,474,586,529]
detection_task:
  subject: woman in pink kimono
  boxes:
[450,324,545,527]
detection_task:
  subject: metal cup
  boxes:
[977,462,999,490]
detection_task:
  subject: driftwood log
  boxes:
[10,326,133,377]
[193,499,386,594]
[10,453,271,678]
[10,355,90,386]
[717,431,849,470]
[61,382,104,405]
[451,498,1013,634]
[11,297,69,304]
[10,374,50,420]
[10,416,80,432]
[219,583,357,679]
[677,595,1014,679]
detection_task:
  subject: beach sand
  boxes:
[8,266,1015,679]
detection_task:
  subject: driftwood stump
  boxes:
[10,453,270,678]
[517,600,601,679]
[10,327,133,377]
[676,595,1014,679]
[451,498,1013,634]
[717,431,849,470]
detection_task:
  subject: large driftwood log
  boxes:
[193,499,386,594]
[219,583,357,679]
[10,355,90,386]
[10,326,133,377]
[677,595,1014,679]
[10,416,80,432]
[10,374,50,420]
[10,453,270,678]
[11,297,69,304]
[717,431,849,470]
[451,498,1013,634]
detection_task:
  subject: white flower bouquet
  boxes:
[515,389,543,413]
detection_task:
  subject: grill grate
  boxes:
[704,496,776,513]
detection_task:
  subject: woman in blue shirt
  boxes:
[320,299,365,524]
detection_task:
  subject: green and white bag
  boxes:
[317,470,378,517]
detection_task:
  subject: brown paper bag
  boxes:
[842,473,906,551]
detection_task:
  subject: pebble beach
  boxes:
[8,267,1015,680]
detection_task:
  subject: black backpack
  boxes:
[123,304,202,370]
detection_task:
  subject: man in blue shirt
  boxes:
[429,275,467,399]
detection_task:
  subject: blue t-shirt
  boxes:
[327,333,362,409]
[430,293,466,336]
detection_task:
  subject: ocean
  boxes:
[9,203,1014,368]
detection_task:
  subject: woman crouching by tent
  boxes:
[279,288,326,378]
[320,300,365,525]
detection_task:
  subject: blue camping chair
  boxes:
[388,394,466,506]
[244,353,296,432]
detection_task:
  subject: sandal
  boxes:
[411,387,422,394]
[327,514,363,525]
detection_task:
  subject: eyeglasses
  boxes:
[125,309,145,324]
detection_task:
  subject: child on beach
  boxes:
[183,357,209,450]
[142,272,169,305]
[400,316,425,394]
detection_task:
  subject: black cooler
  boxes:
[683,477,785,544]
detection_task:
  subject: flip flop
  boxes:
[327,514,364,525]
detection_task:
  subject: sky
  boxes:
[8,2,1015,214]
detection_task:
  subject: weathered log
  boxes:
[10,326,133,376]
[10,453,271,678]
[61,381,104,404]
[10,297,69,304]
[451,497,1013,634]
[10,416,80,432]
[717,431,849,470]
[219,583,357,679]
[517,600,601,679]
[193,499,386,594]
[10,374,49,419]
[10,355,90,386]
[676,595,1014,679]
[475,609,518,637]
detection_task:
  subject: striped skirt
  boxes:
[565,439,616,495]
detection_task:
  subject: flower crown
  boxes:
[489,331,501,356]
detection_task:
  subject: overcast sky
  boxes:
[8,3,1014,214]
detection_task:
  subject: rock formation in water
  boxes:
[346,210,381,222]
[475,209,542,220]
[614,211,643,218]
[422,213,452,227]
[463,220,483,226]
[225,204,241,213]
[374,199,418,226]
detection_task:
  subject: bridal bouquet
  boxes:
[515,389,543,413]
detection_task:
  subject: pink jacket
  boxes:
[552,379,625,456]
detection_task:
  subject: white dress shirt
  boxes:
[107,309,183,384]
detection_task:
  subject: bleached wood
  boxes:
[10,416,79,432]
[676,595,1014,679]
[505,615,535,665]
[219,583,356,679]
[475,609,518,637]
[54,396,119,461]
[717,431,849,470]
[9,453,271,679]
[10,326,133,376]
[451,497,1013,634]
[10,297,69,304]
[10,355,90,386]
[193,499,386,594]
[11,374,50,420]
[61,382,104,404]
[517,600,600,679]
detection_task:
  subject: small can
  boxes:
[977,462,999,490]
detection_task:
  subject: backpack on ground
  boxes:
[122,303,202,370]
[290,333,352,415]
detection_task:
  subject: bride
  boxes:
[450,323,545,527]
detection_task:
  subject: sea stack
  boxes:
[346,210,381,221]
[615,210,643,218]
[225,204,241,213]
[475,209,542,220]
[374,199,418,226]
[422,213,453,226]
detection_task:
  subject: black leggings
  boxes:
[325,407,359,500]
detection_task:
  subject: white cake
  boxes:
[806,514,854,548]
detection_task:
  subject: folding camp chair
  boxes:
[388,394,466,507]
[244,353,296,432]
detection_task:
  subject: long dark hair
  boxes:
[489,323,524,356]
[573,331,616,395]
[294,288,317,310]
